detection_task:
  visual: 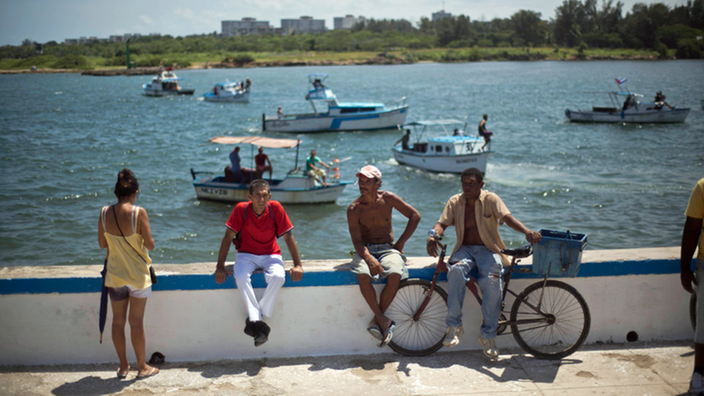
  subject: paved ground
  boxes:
[0,341,694,396]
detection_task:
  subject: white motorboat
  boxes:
[565,81,689,123]
[142,70,195,97]
[203,81,250,103]
[391,119,491,174]
[262,73,409,133]
[191,136,350,204]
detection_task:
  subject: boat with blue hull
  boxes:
[203,80,250,103]
[191,136,350,204]
[392,119,491,174]
[262,73,409,133]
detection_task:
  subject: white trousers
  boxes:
[233,253,286,321]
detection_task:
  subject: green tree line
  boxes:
[2,0,702,68]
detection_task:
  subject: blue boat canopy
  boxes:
[308,73,329,82]
[403,119,465,127]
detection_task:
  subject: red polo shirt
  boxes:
[226,201,293,255]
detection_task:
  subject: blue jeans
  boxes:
[445,245,503,339]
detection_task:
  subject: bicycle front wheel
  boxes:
[386,279,448,356]
[510,280,590,360]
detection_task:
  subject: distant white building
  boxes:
[432,10,452,21]
[281,16,326,35]
[334,15,366,30]
[222,18,271,36]
[109,35,123,43]
[64,39,79,45]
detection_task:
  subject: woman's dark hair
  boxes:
[114,168,139,198]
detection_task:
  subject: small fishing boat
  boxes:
[565,80,689,123]
[203,80,250,103]
[191,136,350,204]
[262,73,409,133]
[142,70,195,97]
[391,119,491,174]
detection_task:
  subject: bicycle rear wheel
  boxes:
[386,279,448,356]
[510,280,590,360]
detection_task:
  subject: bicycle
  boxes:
[385,232,591,360]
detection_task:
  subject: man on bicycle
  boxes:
[427,167,541,358]
[347,165,421,347]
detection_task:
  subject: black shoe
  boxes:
[244,317,257,338]
[253,321,271,347]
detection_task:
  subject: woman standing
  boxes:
[98,169,159,379]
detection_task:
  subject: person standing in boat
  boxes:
[478,114,493,151]
[255,147,273,181]
[394,129,411,151]
[214,180,303,347]
[98,169,159,379]
[277,106,284,119]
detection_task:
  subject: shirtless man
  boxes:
[478,114,493,151]
[255,147,273,181]
[427,167,540,358]
[347,165,421,346]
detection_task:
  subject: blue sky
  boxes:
[0,0,684,46]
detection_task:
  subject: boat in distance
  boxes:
[262,73,409,133]
[191,136,350,204]
[565,80,689,123]
[391,119,491,174]
[203,80,250,103]
[142,70,195,97]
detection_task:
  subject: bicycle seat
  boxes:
[501,245,532,258]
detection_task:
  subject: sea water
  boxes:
[0,60,702,266]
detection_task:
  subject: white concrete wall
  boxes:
[0,247,694,366]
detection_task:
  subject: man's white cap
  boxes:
[355,165,382,180]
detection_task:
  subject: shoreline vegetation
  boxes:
[3,0,702,74]
[0,47,673,75]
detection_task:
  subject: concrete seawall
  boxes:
[0,247,694,366]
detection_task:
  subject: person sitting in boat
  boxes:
[306,149,330,186]
[394,129,411,151]
[277,106,284,119]
[313,79,325,90]
[255,147,273,181]
[226,146,254,184]
[654,91,674,110]
[453,128,461,136]
[478,114,493,151]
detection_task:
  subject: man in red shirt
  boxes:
[215,180,303,346]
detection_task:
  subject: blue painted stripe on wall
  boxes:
[0,259,692,295]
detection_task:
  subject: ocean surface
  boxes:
[1,61,702,267]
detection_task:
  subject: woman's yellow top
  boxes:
[101,205,152,289]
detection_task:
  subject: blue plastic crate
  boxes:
[532,229,588,277]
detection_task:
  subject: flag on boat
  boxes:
[615,78,627,85]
